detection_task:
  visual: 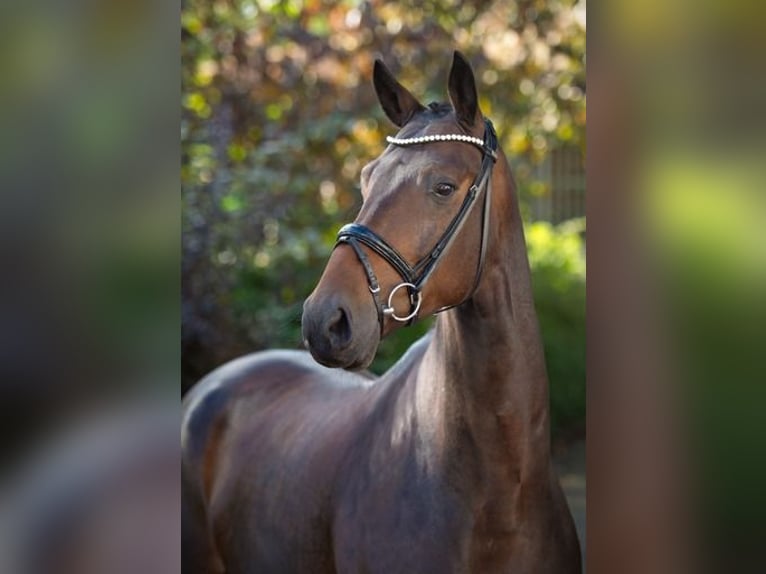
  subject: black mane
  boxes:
[426,101,452,116]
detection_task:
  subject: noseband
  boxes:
[334,118,498,334]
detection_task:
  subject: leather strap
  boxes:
[336,224,414,285]
[336,235,385,332]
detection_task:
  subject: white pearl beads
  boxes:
[386,133,485,151]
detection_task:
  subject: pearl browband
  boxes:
[386,133,487,152]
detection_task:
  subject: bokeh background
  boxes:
[181,0,587,443]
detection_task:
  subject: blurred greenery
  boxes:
[527,218,586,438]
[181,0,586,438]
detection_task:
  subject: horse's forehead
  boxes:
[370,149,441,184]
[375,139,472,176]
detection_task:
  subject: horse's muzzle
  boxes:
[302,292,379,370]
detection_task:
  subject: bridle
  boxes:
[335,118,498,334]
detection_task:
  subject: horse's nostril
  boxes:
[327,307,352,348]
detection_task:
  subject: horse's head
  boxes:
[303,52,497,370]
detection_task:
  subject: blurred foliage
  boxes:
[527,218,586,438]
[181,0,586,436]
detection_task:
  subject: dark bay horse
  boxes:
[182,52,581,573]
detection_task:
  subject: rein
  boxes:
[335,118,498,333]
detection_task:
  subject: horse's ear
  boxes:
[448,51,480,128]
[373,59,425,128]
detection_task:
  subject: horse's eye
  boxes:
[433,182,456,197]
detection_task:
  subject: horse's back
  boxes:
[181,349,373,573]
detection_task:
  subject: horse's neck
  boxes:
[415,152,551,484]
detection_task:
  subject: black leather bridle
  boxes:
[335,118,498,333]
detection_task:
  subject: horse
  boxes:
[182,51,582,573]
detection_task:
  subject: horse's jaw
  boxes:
[304,336,379,371]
